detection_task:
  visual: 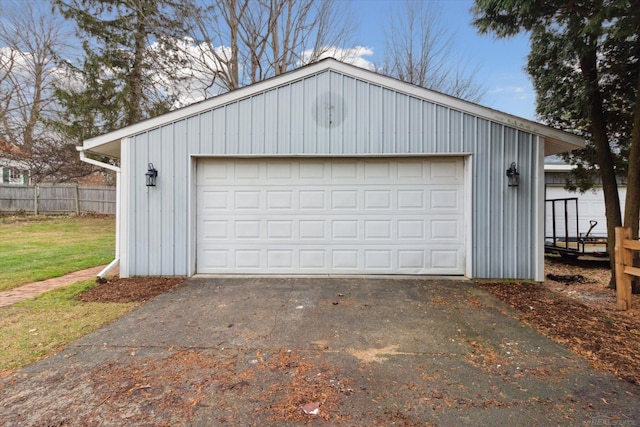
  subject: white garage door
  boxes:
[196,158,465,275]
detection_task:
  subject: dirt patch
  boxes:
[75,277,186,303]
[478,257,640,386]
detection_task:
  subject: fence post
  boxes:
[74,184,80,215]
[34,184,39,215]
[615,227,632,310]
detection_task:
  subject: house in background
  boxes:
[544,155,626,238]
[0,142,30,185]
[0,141,30,185]
[79,59,584,281]
[0,163,30,185]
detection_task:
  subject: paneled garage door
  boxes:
[196,158,465,275]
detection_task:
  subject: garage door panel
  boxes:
[300,191,325,209]
[331,161,358,181]
[299,162,326,181]
[365,220,392,239]
[430,249,460,268]
[428,189,463,212]
[300,249,326,268]
[299,220,326,239]
[429,218,464,240]
[202,250,228,268]
[364,190,392,209]
[397,161,424,180]
[429,159,463,182]
[202,220,229,239]
[201,191,228,209]
[197,158,465,275]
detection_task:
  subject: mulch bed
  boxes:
[75,277,186,303]
[477,279,640,385]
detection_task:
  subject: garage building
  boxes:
[80,59,583,281]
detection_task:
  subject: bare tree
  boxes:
[381,0,484,102]
[0,0,95,183]
[185,0,354,93]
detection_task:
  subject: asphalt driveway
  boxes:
[2,277,639,426]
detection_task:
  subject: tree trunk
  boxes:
[128,3,148,126]
[579,44,622,288]
[624,64,640,293]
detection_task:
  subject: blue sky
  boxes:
[2,0,536,120]
[348,0,536,120]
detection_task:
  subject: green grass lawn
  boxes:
[0,280,135,375]
[0,216,115,292]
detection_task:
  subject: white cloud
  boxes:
[147,38,230,108]
[487,85,531,100]
[300,46,376,70]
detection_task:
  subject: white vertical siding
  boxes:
[174,120,189,274]
[125,69,541,279]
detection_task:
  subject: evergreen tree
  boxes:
[53,0,192,142]
[473,0,640,288]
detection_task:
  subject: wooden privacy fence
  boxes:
[0,184,116,215]
[614,227,639,310]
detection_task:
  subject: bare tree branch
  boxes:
[0,0,96,183]
[184,0,355,93]
[381,0,484,102]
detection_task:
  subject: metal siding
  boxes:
[315,72,331,153]
[489,123,505,277]
[123,68,544,280]
[520,131,536,278]
[264,90,278,153]
[342,75,357,154]
[251,94,265,154]
[173,120,188,275]
[395,93,409,153]
[187,116,200,153]
[382,89,395,152]
[355,80,369,153]
[369,84,383,153]
[277,85,291,153]
[238,98,252,153]
[160,124,175,275]
[409,97,422,153]
[472,118,490,278]
[503,126,518,278]
[212,107,225,153]
[290,80,305,152]
[422,102,436,151]
[132,133,149,275]
[450,110,463,152]
[119,139,130,277]
[225,103,239,154]
[436,105,449,152]
[200,111,214,153]
[462,114,476,152]
[329,71,344,153]
[303,77,318,152]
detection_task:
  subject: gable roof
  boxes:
[82,58,584,158]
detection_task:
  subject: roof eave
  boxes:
[543,135,584,156]
[84,138,121,158]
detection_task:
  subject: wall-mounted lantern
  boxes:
[145,163,158,187]
[506,162,519,187]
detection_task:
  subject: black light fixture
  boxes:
[145,163,158,187]
[506,162,520,187]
